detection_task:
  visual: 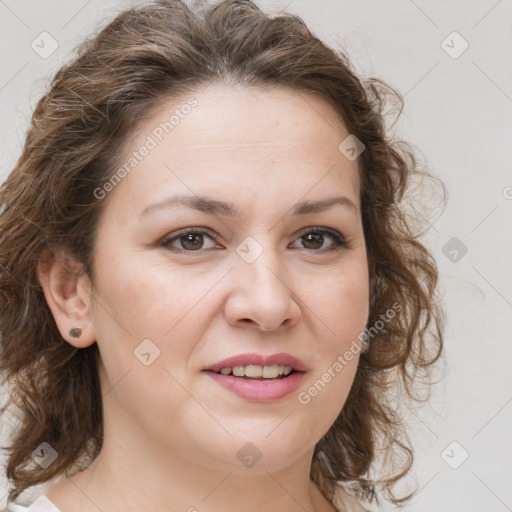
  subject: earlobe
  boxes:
[37,249,96,348]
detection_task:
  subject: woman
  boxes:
[0,1,445,511]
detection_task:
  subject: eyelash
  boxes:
[161,227,350,254]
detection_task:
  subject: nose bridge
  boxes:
[235,234,287,290]
[228,234,300,330]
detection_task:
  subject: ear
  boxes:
[37,248,96,348]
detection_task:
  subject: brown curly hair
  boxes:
[0,0,445,509]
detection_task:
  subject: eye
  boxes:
[161,227,349,254]
[290,228,349,252]
[161,228,218,252]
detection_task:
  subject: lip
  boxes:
[202,352,306,373]
[202,352,306,403]
[205,371,305,402]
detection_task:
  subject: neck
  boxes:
[46,397,336,512]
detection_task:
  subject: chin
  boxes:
[197,422,316,471]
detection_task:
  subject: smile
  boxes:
[202,352,306,402]
[215,364,294,379]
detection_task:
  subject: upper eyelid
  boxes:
[163,226,347,247]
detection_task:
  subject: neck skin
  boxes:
[46,368,337,512]
[47,435,335,512]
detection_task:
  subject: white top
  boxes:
[5,490,368,512]
[7,496,61,512]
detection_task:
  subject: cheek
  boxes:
[89,256,203,428]
[297,275,367,433]
[306,262,369,350]
[90,254,223,379]
[93,254,200,335]
[296,258,368,416]
[334,276,369,343]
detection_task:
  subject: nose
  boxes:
[224,249,302,331]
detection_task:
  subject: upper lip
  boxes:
[203,352,306,373]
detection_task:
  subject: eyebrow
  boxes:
[138,194,358,219]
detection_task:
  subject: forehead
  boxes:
[105,84,361,216]
[164,83,350,150]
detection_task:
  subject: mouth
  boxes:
[202,352,306,376]
[206,364,299,380]
[202,353,306,401]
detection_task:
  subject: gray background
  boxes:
[1,0,511,510]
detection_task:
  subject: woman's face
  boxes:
[82,84,369,471]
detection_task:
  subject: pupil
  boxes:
[182,233,203,250]
[304,233,323,249]
[179,233,325,251]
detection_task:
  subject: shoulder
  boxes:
[5,496,62,512]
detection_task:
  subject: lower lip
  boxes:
[204,371,305,402]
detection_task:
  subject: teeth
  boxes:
[262,365,278,378]
[245,365,263,378]
[232,366,245,377]
[217,364,294,378]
